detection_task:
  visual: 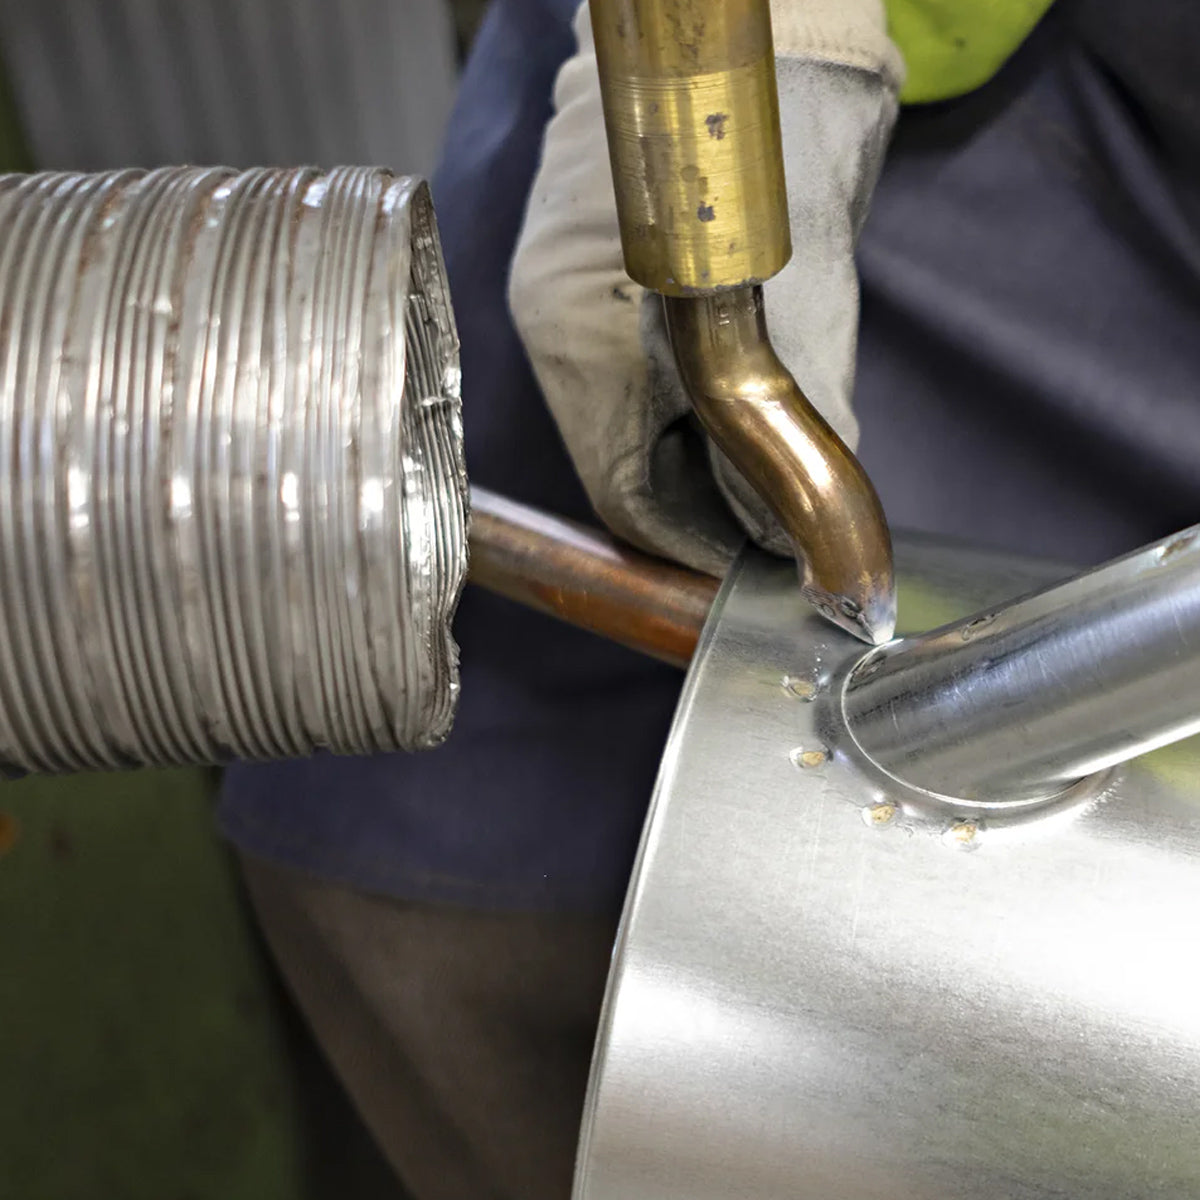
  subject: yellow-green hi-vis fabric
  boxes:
[886,0,1056,103]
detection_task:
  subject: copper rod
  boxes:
[467,487,720,669]
[664,288,896,644]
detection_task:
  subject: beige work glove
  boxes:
[509,1,903,576]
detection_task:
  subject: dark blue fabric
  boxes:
[222,2,1200,913]
[220,0,684,915]
[854,5,1200,565]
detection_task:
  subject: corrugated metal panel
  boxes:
[0,0,456,172]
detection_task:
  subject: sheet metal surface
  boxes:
[576,539,1200,1199]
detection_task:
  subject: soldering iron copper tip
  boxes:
[664,288,897,646]
[802,578,897,647]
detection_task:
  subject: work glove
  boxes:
[509,0,903,576]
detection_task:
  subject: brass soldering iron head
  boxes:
[664,289,897,646]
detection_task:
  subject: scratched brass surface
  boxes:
[589,0,790,294]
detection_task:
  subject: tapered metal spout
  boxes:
[665,289,895,643]
[843,526,1200,803]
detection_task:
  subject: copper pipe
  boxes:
[468,487,719,669]
[665,288,896,644]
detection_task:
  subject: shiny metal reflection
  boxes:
[843,524,1200,803]
[0,166,467,773]
[588,0,896,644]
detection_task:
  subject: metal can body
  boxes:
[0,167,467,772]
[574,538,1200,1199]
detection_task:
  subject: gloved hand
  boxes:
[509,0,903,576]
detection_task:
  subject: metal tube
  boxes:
[0,167,467,773]
[468,487,718,668]
[842,526,1200,803]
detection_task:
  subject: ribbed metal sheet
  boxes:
[0,166,467,772]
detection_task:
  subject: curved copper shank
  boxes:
[664,286,896,644]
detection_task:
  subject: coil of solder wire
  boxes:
[0,166,467,773]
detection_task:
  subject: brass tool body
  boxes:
[589,0,790,294]
[589,0,897,643]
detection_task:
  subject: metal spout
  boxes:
[843,526,1200,802]
[665,288,896,644]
